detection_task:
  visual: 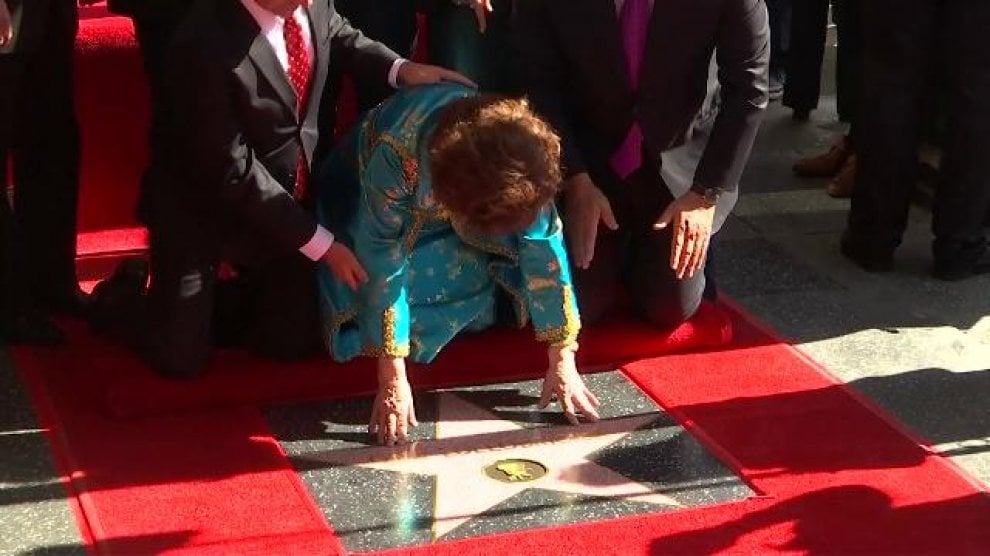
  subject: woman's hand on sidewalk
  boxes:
[370,357,419,445]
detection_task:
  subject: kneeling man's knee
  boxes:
[640,286,703,329]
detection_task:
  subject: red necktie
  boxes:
[284,13,312,201]
[609,0,651,179]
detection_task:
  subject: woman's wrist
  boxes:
[377,357,408,385]
[547,343,577,366]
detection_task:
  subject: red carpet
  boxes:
[75,8,148,232]
[14,302,989,555]
[83,301,731,419]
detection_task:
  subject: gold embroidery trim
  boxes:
[401,207,449,254]
[377,132,419,186]
[526,277,557,291]
[374,306,411,357]
[359,107,385,165]
[490,268,529,329]
[534,285,581,347]
[452,219,519,263]
[362,131,419,197]
[402,209,428,253]
[359,343,411,358]
[327,304,410,358]
[325,305,357,358]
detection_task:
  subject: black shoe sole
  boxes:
[840,241,894,272]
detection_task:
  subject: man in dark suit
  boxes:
[1,0,89,345]
[93,0,472,378]
[514,0,769,327]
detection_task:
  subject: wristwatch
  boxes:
[690,183,722,207]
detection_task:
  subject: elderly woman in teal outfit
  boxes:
[318,83,600,445]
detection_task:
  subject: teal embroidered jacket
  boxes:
[316,83,580,363]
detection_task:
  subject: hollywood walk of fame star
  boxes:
[303,392,682,539]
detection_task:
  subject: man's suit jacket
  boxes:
[514,0,770,194]
[143,0,399,266]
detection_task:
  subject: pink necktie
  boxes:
[284,14,312,201]
[609,0,651,179]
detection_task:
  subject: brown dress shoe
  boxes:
[827,155,857,198]
[793,136,852,178]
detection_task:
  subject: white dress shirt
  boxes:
[238,0,408,260]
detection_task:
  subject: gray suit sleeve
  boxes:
[693,0,770,193]
[512,0,588,178]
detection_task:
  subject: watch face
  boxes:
[691,185,719,205]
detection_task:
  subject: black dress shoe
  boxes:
[840,233,894,272]
[3,313,66,346]
[932,250,990,281]
[89,258,150,333]
[44,285,93,318]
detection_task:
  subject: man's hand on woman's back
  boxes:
[396,60,477,89]
[323,243,369,291]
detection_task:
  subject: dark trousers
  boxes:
[111,212,322,378]
[0,1,80,320]
[783,0,827,113]
[335,0,418,112]
[784,0,862,122]
[426,0,517,93]
[849,0,990,264]
[766,0,792,75]
[831,0,863,125]
[571,166,707,328]
[107,1,194,172]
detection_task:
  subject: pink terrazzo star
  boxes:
[317,392,681,539]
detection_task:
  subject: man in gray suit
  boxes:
[514,0,769,326]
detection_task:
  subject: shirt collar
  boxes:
[240,0,295,30]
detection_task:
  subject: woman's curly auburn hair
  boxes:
[428,94,562,234]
